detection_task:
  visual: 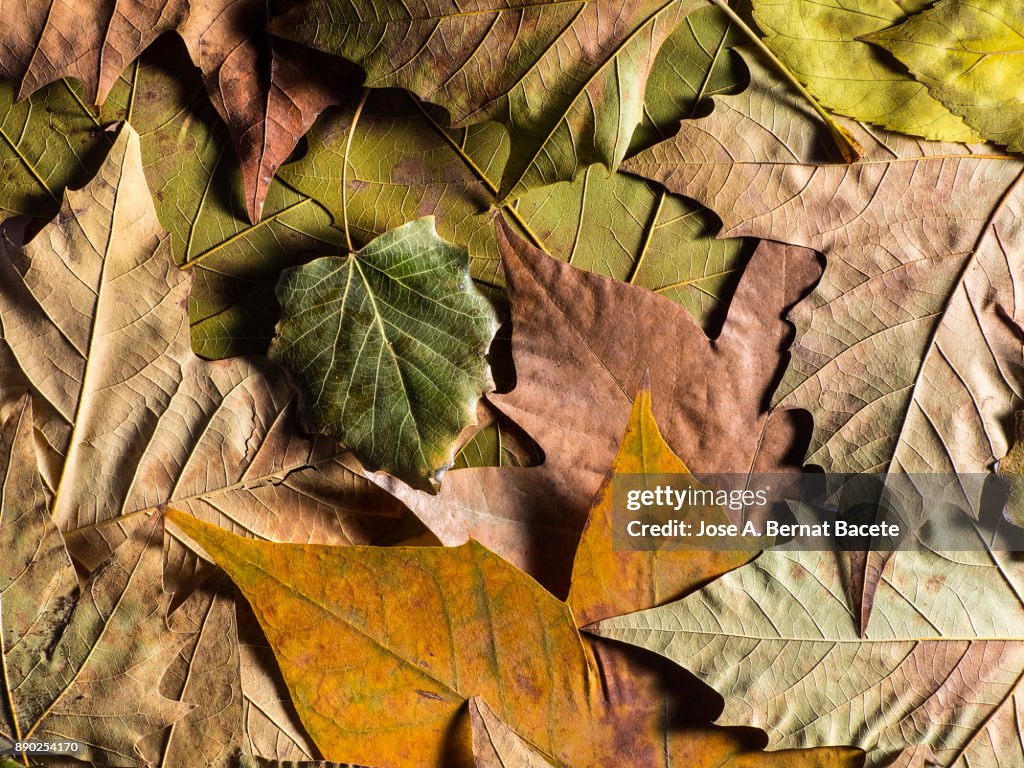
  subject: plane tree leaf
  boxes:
[281,94,750,324]
[178,0,358,223]
[623,53,1024,522]
[594,539,1024,767]
[750,0,977,141]
[166,508,863,768]
[268,217,499,491]
[371,217,818,594]
[868,0,1024,153]
[0,123,407,572]
[0,0,187,105]
[269,0,703,200]
[0,398,188,764]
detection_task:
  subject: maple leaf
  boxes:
[0,0,187,105]
[749,0,977,141]
[0,123,406,573]
[622,52,1024,626]
[594,538,1024,767]
[165,409,864,767]
[268,217,499,491]
[269,0,705,200]
[178,0,359,223]
[372,215,818,593]
[867,0,1024,153]
[0,398,187,765]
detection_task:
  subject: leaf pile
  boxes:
[0,1,1023,767]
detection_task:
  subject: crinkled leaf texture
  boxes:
[595,540,1024,767]
[167,510,863,768]
[269,217,498,491]
[270,0,701,200]
[0,124,406,571]
[0,398,187,765]
[868,0,1024,153]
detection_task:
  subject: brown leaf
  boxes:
[0,0,187,103]
[374,215,819,594]
[179,0,358,222]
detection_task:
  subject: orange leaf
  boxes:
[567,378,757,627]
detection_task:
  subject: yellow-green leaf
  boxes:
[751,0,977,141]
[868,0,1024,152]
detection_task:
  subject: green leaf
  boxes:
[270,0,702,200]
[868,0,1024,152]
[282,97,748,328]
[751,0,978,141]
[269,217,498,490]
[0,78,120,221]
[631,3,749,152]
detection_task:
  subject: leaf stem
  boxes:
[342,88,370,253]
[410,98,552,255]
[708,0,863,162]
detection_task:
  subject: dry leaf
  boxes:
[0,124,406,570]
[373,215,818,594]
[0,397,187,765]
[595,540,1024,767]
[0,0,187,104]
[179,0,357,222]
[166,508,863,768]
[270,0,704,199]
[623,51,1024,626]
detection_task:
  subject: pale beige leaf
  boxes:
[0,125,406,570]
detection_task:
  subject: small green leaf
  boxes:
[270,217,498,490]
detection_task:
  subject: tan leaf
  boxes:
[623,51,1024,626]
[0,124,406,571]
[0,397,187,765]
